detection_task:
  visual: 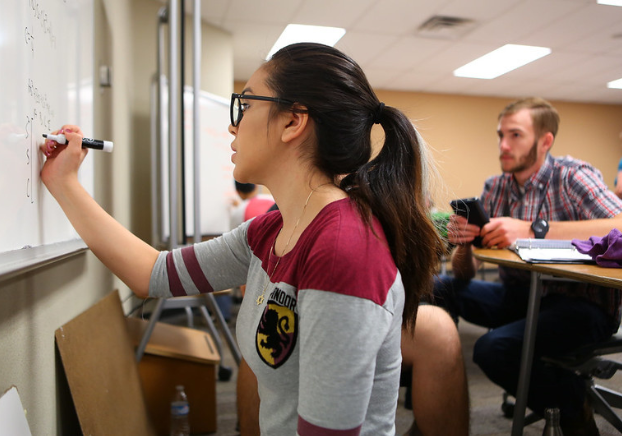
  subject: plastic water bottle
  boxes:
[170,385,190,436]
[542,408,563,436]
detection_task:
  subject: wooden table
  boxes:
[472,248,622,435]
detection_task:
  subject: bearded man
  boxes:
[434,97,622,435]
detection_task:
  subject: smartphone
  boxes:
[449,197,490,247]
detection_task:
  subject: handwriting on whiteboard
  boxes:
[25,0,59,55]
[24,78,55,201]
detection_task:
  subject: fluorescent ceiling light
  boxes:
[266,24,346,60]
[453,44,551,79]
[607,78,622,89]
[597,0,622,6]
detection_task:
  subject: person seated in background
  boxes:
[224,181,276,316]
[434,97,622,435]
[229,181,275,230]
[238,304,470,436]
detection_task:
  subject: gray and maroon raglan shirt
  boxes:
[150,198,404,435]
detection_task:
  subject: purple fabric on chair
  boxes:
[572,228,622,268]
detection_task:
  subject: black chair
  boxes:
[502,332,622,432]
[543,332,622,432]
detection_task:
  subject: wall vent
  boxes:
[416,15,476,40]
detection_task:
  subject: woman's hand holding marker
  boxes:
[40,125,88,195]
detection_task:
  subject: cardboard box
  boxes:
[56,291,156,436]
[126,317,220,435]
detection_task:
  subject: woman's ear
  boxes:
[281,107,310,144]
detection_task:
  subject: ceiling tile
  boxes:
[589,64,622,86]
[363,68,404,90]
[570,22,622,55]
[420,75,491,96]
[352,0,451,34]
[223,0,303,24]
[478,76,560,100]
[292,0,377,28]
[366,36,453,71]
[518,3,622,49]
[381,70,449,92]
[438,0,522,21]
[551,55,622,83]
[413,41,499,74]
[543,83,622,105]
[464,0,583,44]
[498,52,592,82]
[335,32,401,67]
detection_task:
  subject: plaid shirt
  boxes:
[480,154,622,329]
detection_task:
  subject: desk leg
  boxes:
[511,271,543,436]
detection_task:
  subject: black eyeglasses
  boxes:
[230,93,295,127]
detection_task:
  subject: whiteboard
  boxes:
[0,0,94,278]
[159,86,235,241]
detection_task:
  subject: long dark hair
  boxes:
[264,43,443,332]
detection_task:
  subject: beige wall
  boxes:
[0,0,233,434]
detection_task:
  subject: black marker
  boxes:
[42,133,114,152]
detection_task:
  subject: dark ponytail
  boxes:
[343,107,444,332]
[265,43,443,332]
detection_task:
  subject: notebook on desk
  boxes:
[511,239,595,264]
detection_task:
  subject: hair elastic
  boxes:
[373,102,385,124]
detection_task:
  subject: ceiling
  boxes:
[195,0,622,105]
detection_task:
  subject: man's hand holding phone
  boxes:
[447,215,485,246]
[449,197,490,247]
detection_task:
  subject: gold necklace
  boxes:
[256,182,332,305]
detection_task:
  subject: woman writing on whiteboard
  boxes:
[41,43,443,435]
